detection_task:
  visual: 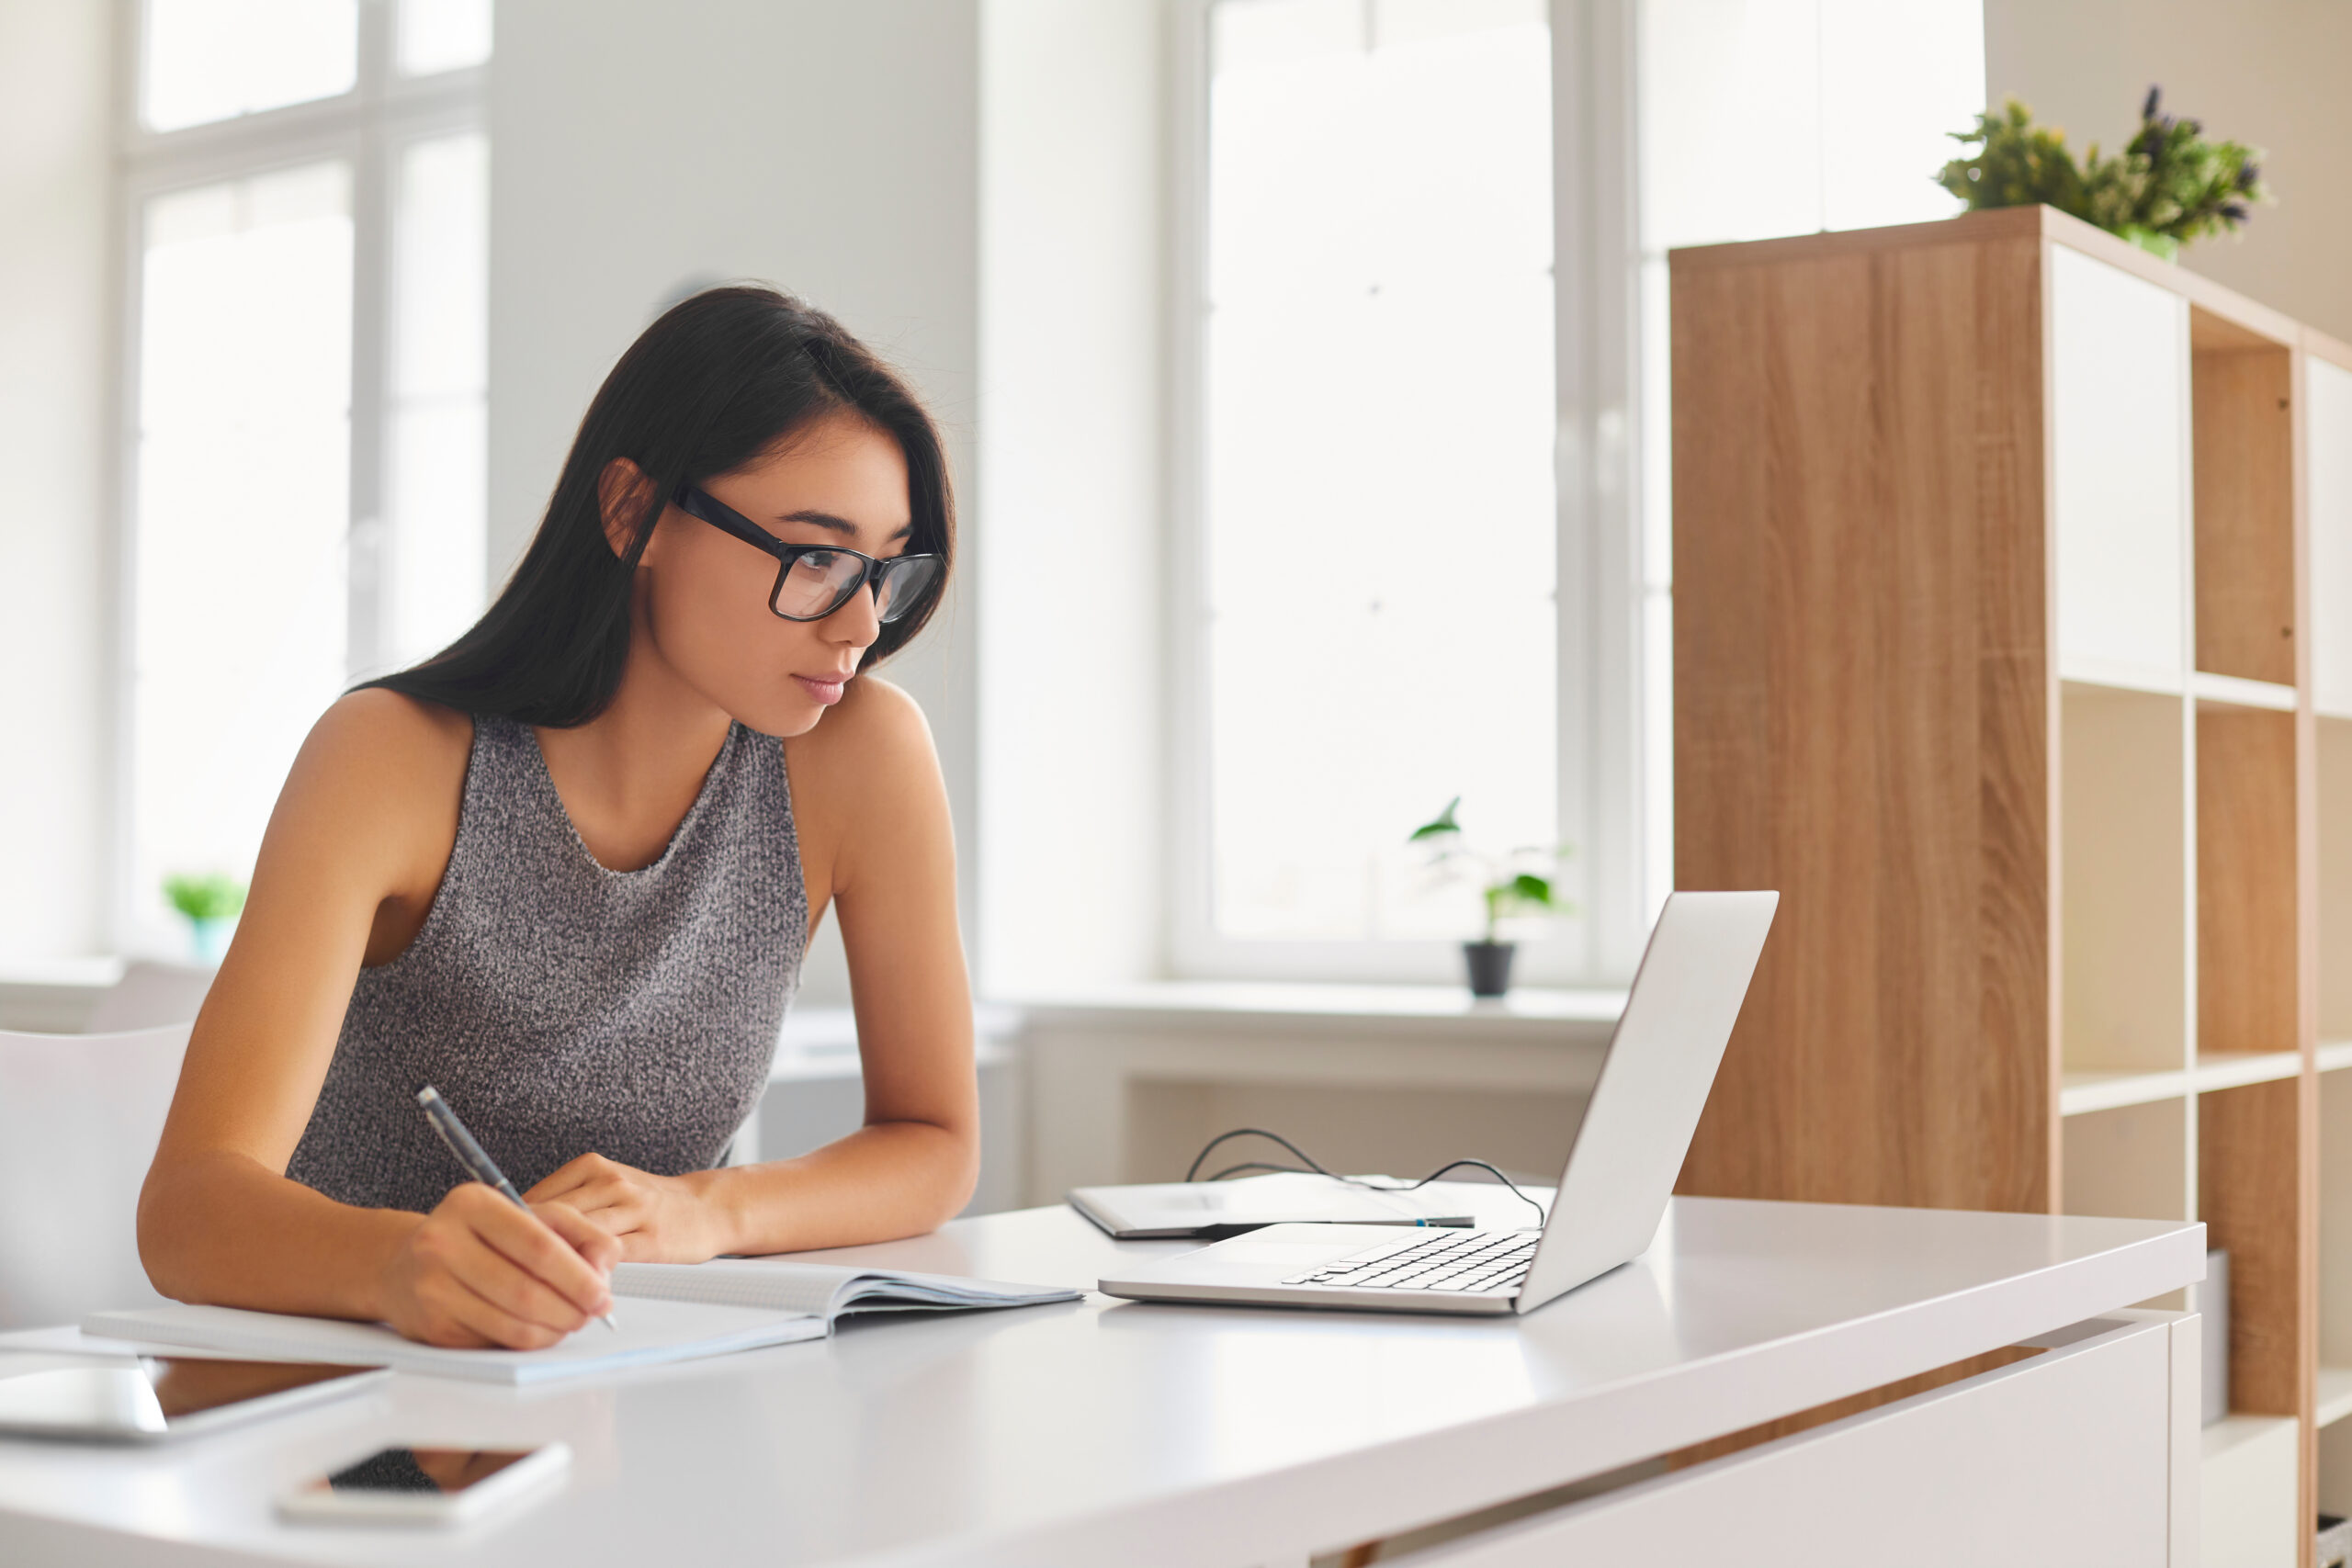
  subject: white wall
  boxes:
[1985,0,2352,343]
[0,0,112,960]
[976,0,1165,995]
[491,0,984,1002]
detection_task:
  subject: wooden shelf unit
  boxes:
[1670,204,2352,1562]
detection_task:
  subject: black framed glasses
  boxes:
[672,482,943,624]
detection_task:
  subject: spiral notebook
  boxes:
[83,1262,1078,1385]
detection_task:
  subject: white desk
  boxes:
[0,1194,2205,1567]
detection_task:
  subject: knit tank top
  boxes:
[285,713,807,1214]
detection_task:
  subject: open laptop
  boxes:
[1097,890,1777,1316]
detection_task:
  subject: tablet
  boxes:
[0,1355,389,1442]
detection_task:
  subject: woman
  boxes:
[139,287,977,1350]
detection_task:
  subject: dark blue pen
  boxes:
[415,1085,617,1331]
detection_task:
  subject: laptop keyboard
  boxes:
[1282,1228,1540,1293]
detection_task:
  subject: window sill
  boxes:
[996,980,1626,1043]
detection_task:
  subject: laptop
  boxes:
[1096,890,1777,1316]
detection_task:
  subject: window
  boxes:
[119,0,490,954]
[1181,0,1570,981]
[1178,0,1985,987]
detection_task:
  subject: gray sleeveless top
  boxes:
[286,714,806,1214]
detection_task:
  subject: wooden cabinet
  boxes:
[1671,203,2352,1563]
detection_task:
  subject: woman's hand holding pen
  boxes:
[378,1183,621,1348]
[526,1153,734,1263]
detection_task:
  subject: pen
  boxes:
[415,1085,618,1332]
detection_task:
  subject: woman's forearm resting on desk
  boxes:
[525,1115,979,1259]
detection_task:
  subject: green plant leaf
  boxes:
[1408,795,1464,841]
[1936,89,2268,254]
[163,872,246,921]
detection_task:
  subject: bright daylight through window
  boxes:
[1201,0,1556,951]
[124,0,489,952]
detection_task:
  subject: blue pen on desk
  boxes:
[415,1086,618,1332]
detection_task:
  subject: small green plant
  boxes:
[1937,86,2268,259]
[1408,797,1573,943]
[163,873,246,923]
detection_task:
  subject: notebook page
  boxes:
[83,1298,823,1384]
[614,1260,857,1316]
[613,1260,1082,1317]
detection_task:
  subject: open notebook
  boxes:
[83,1261,1079,1386]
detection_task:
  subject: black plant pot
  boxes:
[1463,941,1516,998]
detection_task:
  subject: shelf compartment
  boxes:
[2061,683,2188,1077]
[2199,707,2297,1055]
[2323,1368,2352,1430]
[2312,356,2352,715]
[2052,244,2188,681]
[2062,1098,2186,1222]
[2322,1076,2352,1416]
[2324,719,2352,1042]
[2200,1078,2306,1420]
[2191,312,2295,685]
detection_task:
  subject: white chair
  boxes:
[84,959,214,1034]
[0,1023,189,1330]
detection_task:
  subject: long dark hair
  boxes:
[367,285,954,726]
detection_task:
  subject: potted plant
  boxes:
[1408,797,1571,998]
[1936,86,2269,260]
[164,873,246,966]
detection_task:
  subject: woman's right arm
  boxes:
[137,690,618,1348]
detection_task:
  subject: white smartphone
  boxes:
[277,1441,571,1527]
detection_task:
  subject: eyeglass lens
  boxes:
[775,551,942,623]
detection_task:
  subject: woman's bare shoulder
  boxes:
[304,688,473,780]
[274,690,474,852]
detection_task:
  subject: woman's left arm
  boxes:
[526,677,978,1258]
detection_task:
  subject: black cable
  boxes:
[1184,1128,1340,1182]
[1182,1129,1549,1227]
[1373,1159,1548,1227]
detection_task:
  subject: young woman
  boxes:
[139,287,976,1350]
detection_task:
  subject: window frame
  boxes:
[107,0,487,956]
[1162,0,1649,987]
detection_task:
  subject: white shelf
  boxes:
[2319,1367,2352,1428]
[2058,660,2181,698]
[2061,1066,2188,1116]
[2054,666,2301,712]
[2194,1050,2305,1092]
[2191,671,2299,711]
[2320,1040,2352,1074]
[2060,1051,2304,1116]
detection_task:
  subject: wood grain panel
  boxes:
[2194,344,2296,683]
[2199,707,2299,1053]
[1671,228,2051,1211]
[2200,1077,2309,1417]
